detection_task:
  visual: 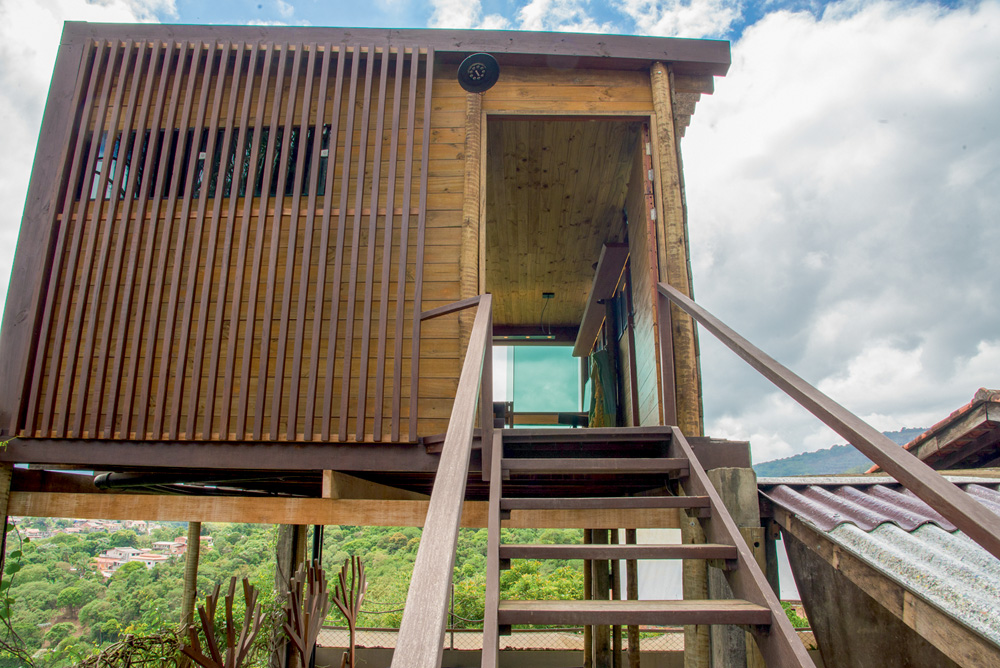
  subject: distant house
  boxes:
[94,546,168,577]
[152,541,185,555]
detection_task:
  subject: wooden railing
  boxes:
[390,294,493,668]
[657,281,1000,560]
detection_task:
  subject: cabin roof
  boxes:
[61,22,731,76]
[763,477,1000,647]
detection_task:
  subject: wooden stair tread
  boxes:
[497,599,771,626]
[499,543,737,560]
[501,496,709,510]
[503,458,688,474]
[500,426,673,443]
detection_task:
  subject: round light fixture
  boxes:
[458,53,500,93]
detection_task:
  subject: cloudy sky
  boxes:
[1,0,997,463]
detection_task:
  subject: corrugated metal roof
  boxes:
[764,479,1000,647]
[762,481,1000,532]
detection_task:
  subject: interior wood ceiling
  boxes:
[486,119,641,330]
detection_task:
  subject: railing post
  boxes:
[482,309,493,482]
[657,290,678,427]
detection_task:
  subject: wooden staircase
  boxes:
[481,425,813,667]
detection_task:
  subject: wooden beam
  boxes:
[6,492,682,528]
[460,92,483,348]
[649,62,703,437]
[573,243,629,357]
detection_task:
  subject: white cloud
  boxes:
[275,0,294,19]
[516,0,615,32]
[0,0,173,320]
[616,0,742,38]
[681,0,1000,463]
[429,0,482,28]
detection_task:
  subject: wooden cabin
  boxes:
[2,22,997,668]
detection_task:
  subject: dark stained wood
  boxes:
[391,293,491,668]
[76,41,140,438]
[482,431,502,668]
[1,31,89,438]
[503,458,687,475]
[669,427,814,665]
[338,45,376,442]
[291,44,331,441]
[573,243,629,357]
[305,45,345,441]
[420,296,482,321]
[187,42,245,439]
[661,281,1000,562]
[372,49,406,442]
[257,44,304,440]
[391,49,420,443]
[500,543,737,560]
[272,43,317,440]
[501,496,708,510]
[102,41,164,438]
[624,528,640,668]
[204,43,257,439]
[322,46,360,442]
[356,50,392,440]
[497,599,770,627]
[223,45,274,439]
[43,40,115,436]
[173,41,232,439]
[408,48,434,441]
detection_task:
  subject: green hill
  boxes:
[753,427,925,477]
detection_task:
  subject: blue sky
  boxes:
[1,0,998,462]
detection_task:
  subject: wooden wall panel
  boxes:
[21,39,451,443]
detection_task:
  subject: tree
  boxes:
[57,586,88,614]
[108,530,139,548]
[44,621,76,647]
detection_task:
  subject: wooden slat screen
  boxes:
[23,39,435,442]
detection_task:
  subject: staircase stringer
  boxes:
[669,426,814,666]
[482,431,503,668]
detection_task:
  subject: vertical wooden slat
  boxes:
[356,49,391,440]
[99,41,163,438]
[191,42,248,439]
[338,45,376,442]
[66,40,132,437]
[170,42,232,439]
[43,39,118,436]
[306,46,345,440]
[254,43,303,440]
[24,40,102,436]
[322,47,360,442]
[134,41,201,438]
[152,42,215,439]
[408,48,435,440]
[372,48,406,442]
[226,45,276,439]
[294,44,334,441]
[111,40,176,439]
[273,43,318,440]
[237,44,288,438]
[78,40,143,438]
[391,49,420,443]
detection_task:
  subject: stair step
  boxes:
[499,543,737,561]
[497,599,771,626]
[501,496,709,511]
[500,426,673,444]
[503,458,688,475]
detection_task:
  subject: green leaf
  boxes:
[7,550,21,560]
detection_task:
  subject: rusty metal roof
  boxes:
[762,481,1000,532]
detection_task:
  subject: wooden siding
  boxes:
[19,39,459,443]
[625,132,662,427]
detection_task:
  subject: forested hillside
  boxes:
[753,427,925,476]
[1,522,583,666]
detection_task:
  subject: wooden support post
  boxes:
[0,463,12,580]
[584,528,594,668]
[274,524,309,668]
[593,529,612,668]
[649,61,703,438]
[706,468,766,668]
[610,529,622,668]
[625,528,641,668]
[179,521,202,631]
[460,92,482,346]
[681,499,710,668]
[764,520,781,598]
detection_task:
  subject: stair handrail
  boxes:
[391,294,493,668]
[657,281,1000,560]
